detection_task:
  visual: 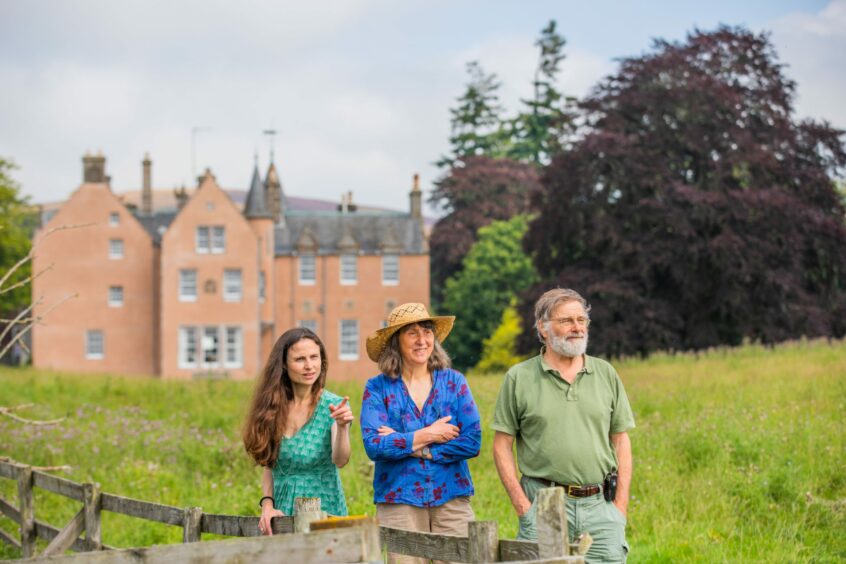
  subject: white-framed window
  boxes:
[179,269,197,302]
[299,254,316,285]
[382,254,399,285]
[108,286,124,307]
[86,330,104,360]
[224,326,243,368]
[340,254,357,285]
[179,326,198,368]
[339,319,359,360]
[196,226,210,253]
[202,326,219,367]
[223,269,242,302]
[109,212,120,226]
[109,239,124,260]
[212,226,225,253]
[259,271,266,304]
[300,319,318,334]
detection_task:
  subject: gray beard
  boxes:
[548,332,588,358]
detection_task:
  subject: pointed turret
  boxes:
[244,164,273,219]
[265,162,284,225]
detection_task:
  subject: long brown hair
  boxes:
[242,328,328,467]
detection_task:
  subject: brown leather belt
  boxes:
[528,476,602,498]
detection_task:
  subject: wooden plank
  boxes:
[18,465,35,558]
[0,460,18,480]
[311,515,375,531]
[200,513,294,536]
[0,526,22,549]
[83,483,102,550]
[502,557,584,564]
[25,523,383,563]
[468,521,498,563]
[99,492,183,525]
[0,496,21,523]
[33,519,98,553]
[499,539,539,561]
[380,525,468,562]
[33,471,85,502]
[536,487,568,559]
[182,507,202,543]
[41,508,85,557]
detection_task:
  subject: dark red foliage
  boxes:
[429,156,541,304]
[520,26,846,357]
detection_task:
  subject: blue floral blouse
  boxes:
[361,368,481,507]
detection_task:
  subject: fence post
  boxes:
[16,465,35,558]
[183,507,203,543]
[83,482,102,550]
[536,487,569,559]
[468,520,499,563]
[293,497,322,533]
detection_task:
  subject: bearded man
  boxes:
[492,288,635,563]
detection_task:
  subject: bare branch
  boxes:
[0,222,94,290]
[0,297,40,345]
[0,293,77,359]
[0,405,65,426]
[0,264,54,296]
[0,456,71,472]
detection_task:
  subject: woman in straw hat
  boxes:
[360,303,481,563]
[243,327,354,536]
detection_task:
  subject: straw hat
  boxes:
[365,303,455,362]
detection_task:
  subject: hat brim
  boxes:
[366,316,455,362]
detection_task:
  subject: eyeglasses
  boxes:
[548,316,590,328]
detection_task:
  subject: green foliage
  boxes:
[508,20,574,165]
[2,340,845,561]
[438,21,574,169]
[437,61,511,169]
[442,215,537,371]
[0,157,32,315]
[474,304,528,375]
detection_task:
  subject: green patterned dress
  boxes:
[271,390,348,516]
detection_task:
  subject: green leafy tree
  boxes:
[0,158,32,316]
[429,156,540,306]
[437,61,510,168]
[474,303,528,375]
[508,20,574,165]
[442,215,537,371]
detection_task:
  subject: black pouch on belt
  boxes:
[603,470,618,502]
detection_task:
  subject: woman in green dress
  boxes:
[243,328,353,535]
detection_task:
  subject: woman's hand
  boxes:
[329,397,354,429]
[259,504,285,536]
[427,415,460,443]
[377,425,397,436]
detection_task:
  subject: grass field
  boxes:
[1,339,845,562]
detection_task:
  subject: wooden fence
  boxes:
[0,460,585,562]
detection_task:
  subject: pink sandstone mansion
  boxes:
[32,153,430,380]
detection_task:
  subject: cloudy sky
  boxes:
[1,0,843,213]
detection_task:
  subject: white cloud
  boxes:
[769,0,846,129]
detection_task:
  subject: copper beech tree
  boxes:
[519,26,846,357]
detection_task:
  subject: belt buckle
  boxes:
[567,484,581,497]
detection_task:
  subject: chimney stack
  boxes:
[409,173,422,220]
[82,151,107,183]
[142,153,152,215]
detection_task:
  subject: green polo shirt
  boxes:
[492,353,635,486]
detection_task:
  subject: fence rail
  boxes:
[0,459,585,562]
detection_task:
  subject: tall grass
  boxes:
[1,339,844,562]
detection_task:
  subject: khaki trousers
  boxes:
[376,497,474,564]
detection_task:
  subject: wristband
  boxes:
[259,496,274,509]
